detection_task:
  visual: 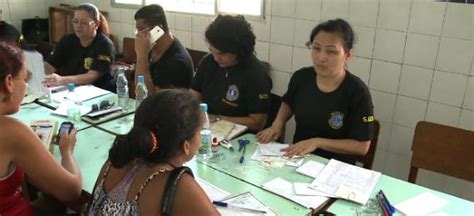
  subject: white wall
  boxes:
[4,0,474,201]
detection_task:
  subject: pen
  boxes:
[376,194,390,216]
[239,145,246,164]
[212,201,267,213]
[379,190,395,213]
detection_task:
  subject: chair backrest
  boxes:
[186,48,207,72]
[355,119,380,170]
[121,37,136,64]
[408,121,474,183]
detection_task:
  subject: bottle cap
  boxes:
[138,75,145,83]
[118,68,125,74]
[67,83,75,91]
[199,103,208,112]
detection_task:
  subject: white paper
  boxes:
[196,177,231,201]
[285,157,305,167]
[51,85,111,103]
[221,192,270,213]
[210,120,248,142]
[293,183,333,197]
[394,192,448,216]
[309,159,381,205]
[24,50,47,98]
[52,103,92,117]
[262,177,329,209]
[296,160,326,178]
[257,142,289,157]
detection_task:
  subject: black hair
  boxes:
[108,89,201,168]
[0,42,23,81]
[134,4,169,33]
[0,21,30,50]
[205,14,256,60]
[309,18,355,53]
[76,3,111,36]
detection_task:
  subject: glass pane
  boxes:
[218,0,262,16]
[114,0,142,5]
[146,0,216,15]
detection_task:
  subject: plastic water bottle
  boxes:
[116,68,129,109]
[65,83,82,124]
[135,75,148,108]
[197,103,212,160]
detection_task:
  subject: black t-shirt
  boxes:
[283,67,374,164]
[47,33,116,92]
[149,38,193,89]
[191,54,272,117]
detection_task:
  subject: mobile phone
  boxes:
[149,25,164,43]
[57,122,74,141]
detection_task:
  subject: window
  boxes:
[112,0,265,18]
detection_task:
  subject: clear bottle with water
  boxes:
[197,103,212,160]
[66,83,82,124]
[135,75,148,109]
[116,68,129,109]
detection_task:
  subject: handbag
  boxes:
[161,166,194,216]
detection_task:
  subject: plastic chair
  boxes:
[408,121,474,183]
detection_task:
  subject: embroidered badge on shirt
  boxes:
[98,54,111,62]
[226,84,239,102]
[328,112,344,129]
[84,57,94,70]
[362,115,374,123]
[259,93,269,100]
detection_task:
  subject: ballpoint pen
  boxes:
[379,190,395,213]
[212,201,267,213]
[239,145,246,164]
[376,194,390,216]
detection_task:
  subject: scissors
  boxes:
[238,139,250,152]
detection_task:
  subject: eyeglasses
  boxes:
[71,19,95,27]
[91,100,114,112]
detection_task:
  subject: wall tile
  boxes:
[425,102,461,127]
[119,23,135,38]
[443,176,470,200]
[353,26,375,58]
[174,30,192,48]
[430,71,468,107]
[291,47,312,72]
[165,12,175,29]
[9,2,28,20]
[272,0,296,18]
[373,29,406,63]
[372,149,387,173]
[375,120,392,151]
[377,0,411,31]
[321,0,349,21]
[269,44,293,72]
[436,38,473,75]
[371,90,396,122]
[175,14,192,31]
[388,124,414,156]
[0,3,11,21]
[119,9,135,25]
[458,109,474,131]
[293,19,316,48]
[347,57,371,84]
[384,153,411,181]
[191,32,206,52]
[369,60,401,93]
[107,8,121,22]
[191,16,211,33]
[398,65,433,100]
[270,17,295,45]
[250,19,271,42]
[393,95,427,128]
[403,33,439,69]
[442,3,473,40]
[463,77,474,110]
[255,41,270,62]
[270,70,292,96]
[295,0,321,21]
[408,1,445,36]
[348,0,378,28]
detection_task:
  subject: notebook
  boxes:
[210,120,247,142]
[30,120,58,153]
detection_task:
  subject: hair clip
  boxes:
[150,131,158,153]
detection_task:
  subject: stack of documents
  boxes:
[250,142,305,168]
[210,120,247,142]
[51,85,111,103]
[308,159,381,205]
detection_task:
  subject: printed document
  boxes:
[196,177,230,201]
[394,192,448,215]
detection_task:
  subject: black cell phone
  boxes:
[57,122,74,141]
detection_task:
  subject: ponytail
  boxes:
[98,14,110,37]
[108,126,155,168]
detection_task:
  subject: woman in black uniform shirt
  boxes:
[257,19,374,164]
[44,3,115,92]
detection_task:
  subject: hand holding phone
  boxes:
[57,122,74,141]
[148,25,164,44]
